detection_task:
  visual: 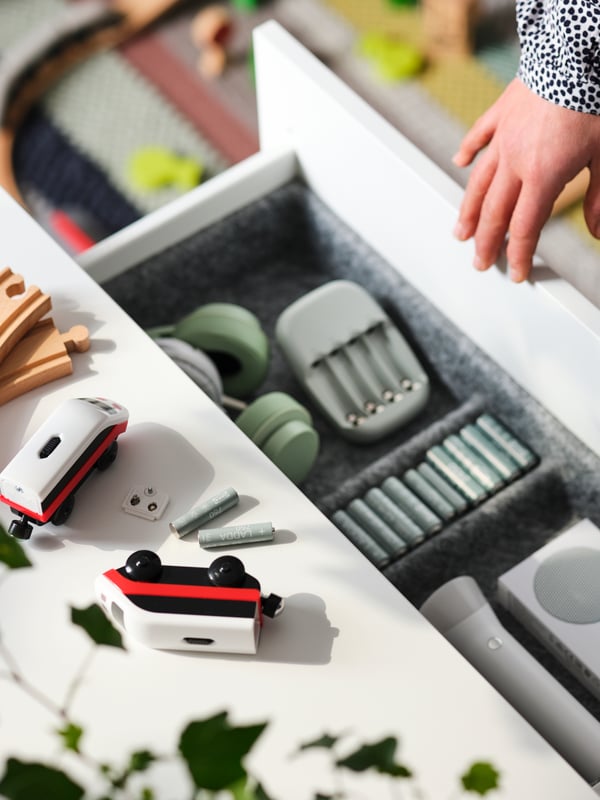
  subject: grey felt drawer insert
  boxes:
[104,181,600,719]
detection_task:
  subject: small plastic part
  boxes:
[358,32,424,81]
[276,281,429,443]
[128,146,203,192]
[122,485,169,521]
[199,521,274,549]
[169,487,239,538]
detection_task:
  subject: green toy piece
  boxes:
[128,146,203,192]
[232,0,258,11]
[358,32,424,82]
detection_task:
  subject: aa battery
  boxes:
[459,424,521,481]
[346,498,408,559]
[199,521,274,548]
[169,487,239,538]
[403,468,456,521]
[425,446,488,504]
[416,462,469,514]
[475,414,538,471]
[442,434,505,492]
[381,476,443,536]
[364,487,425,546]
[331,509,390,568]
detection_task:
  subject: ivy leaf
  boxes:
[297,733,340,752]
[178,711,267,791]
[70,604,125,649]
[336,737,411,778]
[0,526,31,569]
[57,722,84,753]
[0,758,84,800]
[128,750,156,773]
[461,762,501,795]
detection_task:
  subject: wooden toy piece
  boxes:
[421,0,480,62]
[0,267,52,364]
[190,5,233,79]
[0,318,90,406]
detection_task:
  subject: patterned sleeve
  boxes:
[516,0,600,114]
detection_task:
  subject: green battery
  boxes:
[364,487,425,546]
[380,476,443,535]
[331,510,390,568]
[198,521,274,549]
[459,424,521,481]
[416,462,469,515]
[425,446,488,504]
[475,414,538,471]
[442,434,505,492]
[347,498,408,559]
[403,468,456,521]
[169,487,239,538]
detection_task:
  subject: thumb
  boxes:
[583,158,600,239]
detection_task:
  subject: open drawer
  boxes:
[78,20,600,797]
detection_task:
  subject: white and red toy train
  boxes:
[0,397,128,539]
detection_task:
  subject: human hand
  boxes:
[452,78,600,282]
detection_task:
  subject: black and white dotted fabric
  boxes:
[517,0,600,114]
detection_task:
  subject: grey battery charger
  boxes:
[275,280,429,443]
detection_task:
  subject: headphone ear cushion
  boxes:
[236,392,319,484]
[173,303,269,398]
[154,337,223,405]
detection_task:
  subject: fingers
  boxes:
[583,161,600,239]
[454,151,498,242]
[452,112,496,168]
[505,185,556,282]
[473,171,521,271]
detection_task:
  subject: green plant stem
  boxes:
[62,645,96,716]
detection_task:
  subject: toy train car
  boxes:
[96,551,284,654]
[0,396,128,539]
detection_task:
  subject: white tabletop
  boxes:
[0,188,596,799]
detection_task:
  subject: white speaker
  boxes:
[498,518,600,700]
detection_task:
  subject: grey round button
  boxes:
[534,547,600,624]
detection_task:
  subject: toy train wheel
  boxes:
[96,440,118,471]
[51,494,75,526]
[8,518,33,540]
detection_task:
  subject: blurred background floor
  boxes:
[4,0,600,304]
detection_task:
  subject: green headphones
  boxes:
[148,303,319,485]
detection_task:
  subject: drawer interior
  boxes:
[103,180,600,719]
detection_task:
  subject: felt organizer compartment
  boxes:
[103,181,600,718]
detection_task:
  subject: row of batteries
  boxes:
[331,412,539,569]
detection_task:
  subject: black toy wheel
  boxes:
[9,518,33,540]
[51,494,75,526]
[208,555,246,587]
[96,440,118,471]
[125,550,162,582]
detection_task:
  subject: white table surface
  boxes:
[0,188,596,799]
